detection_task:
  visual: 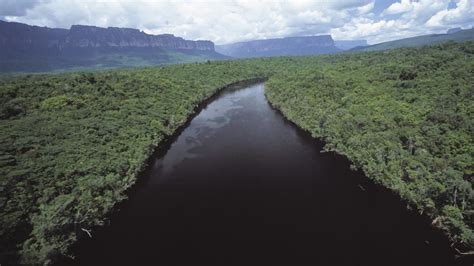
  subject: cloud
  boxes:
[426,0,474,27]
[4,0,359,44]
[384,0,413,15]
[0,0,45,16]
[332,0,459,44]
[398,0,447,23]
[356,1,375,15]
[329,0,373,10]
[2,0,473,45]
[331,17,416,44]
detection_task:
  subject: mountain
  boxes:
[334,40,368,50]
[215,35,340,58]
[351,28,474,52]
[0,21,226,73]
[447,27,462,34]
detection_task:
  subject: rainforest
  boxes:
[0,41,473,264]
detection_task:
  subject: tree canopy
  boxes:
[1,42,473,264]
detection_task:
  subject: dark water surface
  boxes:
[69,83,459,266]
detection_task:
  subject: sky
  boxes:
[1,0,473,45]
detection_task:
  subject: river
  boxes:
[69,83,458,265]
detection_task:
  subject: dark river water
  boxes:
[69,83,461,265]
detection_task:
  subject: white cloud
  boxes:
[329,0,372,10]
[4,0,360,44]
[356,1,375,15]
[426,0,474,27]
[399,0,447,22]
[331,18,415,44]
[2,0,473,45]
[334,0,471,44]
[385,0,413,15]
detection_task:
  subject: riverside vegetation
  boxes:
[0,41,473,264]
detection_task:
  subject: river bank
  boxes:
[67,83,462,265]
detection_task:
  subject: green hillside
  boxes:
[0,42,473,264]
[353,28,474,52]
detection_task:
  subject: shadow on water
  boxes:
[66,83,466,266]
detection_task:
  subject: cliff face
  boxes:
[0,21,68,50]
[215,35,340,58]
[0,20,226,72]
[65,25,214,50]
[0,21,214,51]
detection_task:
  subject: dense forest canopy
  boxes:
[266,41,474,249]
[0,42,473,264]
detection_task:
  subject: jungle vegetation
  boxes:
[266,41,474,251]
[0,41,472,264]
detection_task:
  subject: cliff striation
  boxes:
[0,21,214,51]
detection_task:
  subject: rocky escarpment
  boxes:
[0,20,214,51]
[0,21,69,51]
[215,35,340,58]
[65,25,214,50]
[0,20,225,72]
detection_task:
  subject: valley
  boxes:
[0,41,472,264]
[67,83,458,266]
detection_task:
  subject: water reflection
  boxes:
[69,83,459,266]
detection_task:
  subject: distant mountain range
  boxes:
[0,21,215,51]
[351,28,474,52]
[1,20,473,73]
[215,37,369,58]
[216,36,338,58]
[0,21,226,72]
